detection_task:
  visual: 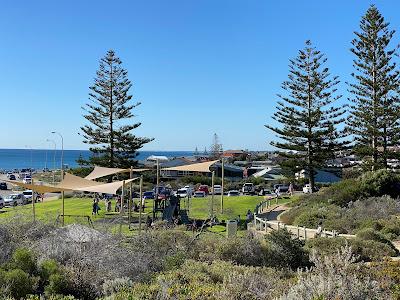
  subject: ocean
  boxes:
[0,149,194,170]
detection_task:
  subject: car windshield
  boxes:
[23,191,32,195]
[143,192,153,196]
[8,195,19,200]
[177,190,186,194]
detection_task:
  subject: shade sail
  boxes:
[162,160,219,173]
[57,173,104,189]
[75,177,139,194]
[3,180,68,193]
[85,166,149,180]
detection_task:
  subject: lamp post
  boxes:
[51,131,64,226]
[46,139,57,185]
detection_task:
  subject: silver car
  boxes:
[4,194,26,206]
[0,196,4,209]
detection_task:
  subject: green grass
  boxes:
[0,194,297,234]
[186,194,295,222]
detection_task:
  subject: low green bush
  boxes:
[4,268,35,299]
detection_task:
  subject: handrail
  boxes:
[251,203,356,240]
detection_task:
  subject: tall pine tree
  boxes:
[80,50,153,168]
[348,5,400,170]
[266,41,347,191]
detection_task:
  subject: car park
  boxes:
[4,194,26,206]
[227,190,240,197]
[0,182,7,190]
[193,191,206,198]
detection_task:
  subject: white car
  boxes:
[213,185,222,195]
[4,194,26,206]
[23,177,32,184]
[227,190,240,197]
[303,184,312,193]
[22,190,35,202]
[0,196,4,209]
[193,191,206,198]
[176,187,193,198]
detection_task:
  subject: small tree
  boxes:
[266,41,348,191]
[80,50,153,168]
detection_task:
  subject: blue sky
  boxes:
[1,0,400,151]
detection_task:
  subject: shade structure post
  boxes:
[139,175,143,232]
[211,171,215,219]
[153,159,159,219]
[61,169,65,226]
[128,167,133,228]
[32,178,36,222]
[221,158,224,213]
[120,180,125,215]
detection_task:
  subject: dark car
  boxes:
[142,191,155,200]
[8,174,16,180]
[0,182,7,190]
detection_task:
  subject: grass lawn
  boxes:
[187,194,295,224]
[0,194,298,234]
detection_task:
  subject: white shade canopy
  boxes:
[162,160,219,173]
[85,166,148,180]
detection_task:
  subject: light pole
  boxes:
[51,131,64,226]
[46,139,56,185]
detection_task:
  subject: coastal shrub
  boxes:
[264,229,310,269]
[282,246,389,300]
[305,237,397,262]
[11,248,37,275]
[359,169,400,199]
[45,273,71,296]
[4,268,35,299]
[39,259,60,282]
[102,277,133,296]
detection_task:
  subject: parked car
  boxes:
[176,187,193,198]
[302,184,319,193]
[0,196,4,208]
[6,172,13,179]
[142,191,155,200]
[242,183,255,195]
[22,190,36,202]
[193,191,206,198]
[23,177,32,184]
[4,194,26,206]
[0,182,7,190]
[227,190,240,197]
[274,184,289,193]
[8,174,16,180]
[198,185,209,195]
[212,185,222,195]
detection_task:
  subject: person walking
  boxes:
[288,182,294,196]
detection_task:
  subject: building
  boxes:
[221,150,248,159]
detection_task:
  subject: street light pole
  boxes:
[52,131,64,226]
[46,139,56,185]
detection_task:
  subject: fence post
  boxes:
[297,225,300,238]
[277,222,280,230]
[304,227,307,240]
